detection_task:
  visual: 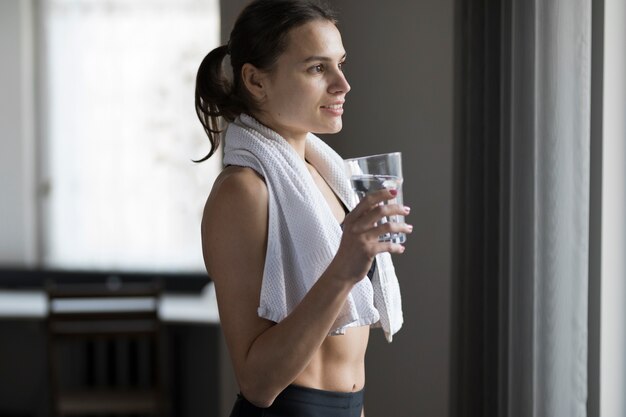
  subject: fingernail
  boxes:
[403,206,411,214]
[400,245,406,253]
[389,189,398,196]
[407,224,413,232]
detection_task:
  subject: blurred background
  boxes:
[1,0,624,417]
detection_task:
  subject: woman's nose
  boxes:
[329,70,351,95]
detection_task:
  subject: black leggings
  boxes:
[229,384,364,417]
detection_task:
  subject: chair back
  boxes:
[46,280,166,416]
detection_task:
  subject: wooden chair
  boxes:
[46,280,167,416]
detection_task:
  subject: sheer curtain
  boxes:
[503,1,590,416]
[40,0,221,272]
[454,1,592,416]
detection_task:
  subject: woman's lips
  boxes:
[320,103,344,115]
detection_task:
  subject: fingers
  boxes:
[341,188,412,259]
[358,203,410,231]
[370,219,413,236]
[345,201,409,235]
[349,188,397,219]
[362,220,413,245]
[344,209,412,249]
[377,241,407,254]
[345,188,407,230]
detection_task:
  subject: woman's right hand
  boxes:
[331,188,412,284]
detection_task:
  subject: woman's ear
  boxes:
[241,63,267,102]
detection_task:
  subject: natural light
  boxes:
[40,0,221,272]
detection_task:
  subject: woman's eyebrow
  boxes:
[302,53,347,63]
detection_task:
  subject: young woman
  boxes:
[195,1,411,416]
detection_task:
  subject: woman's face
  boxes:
[257,19,350,141]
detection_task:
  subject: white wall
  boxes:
[601,0,626,415]
[0,0,38,266]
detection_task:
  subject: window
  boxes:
[40,0,221,272]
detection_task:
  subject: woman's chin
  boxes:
[317,120,343,135]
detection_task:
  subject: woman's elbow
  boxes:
[239,380,279,409]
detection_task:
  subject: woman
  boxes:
[195,1,412,416]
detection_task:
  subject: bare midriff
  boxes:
[291,325,370,392]
[288,162,370,393]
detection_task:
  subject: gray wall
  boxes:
[220,1,455,416]
[336,3,454,416]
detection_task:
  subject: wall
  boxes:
[600,0,626,416]
[0,0,38,267]
[334,2,454,416]
[219,1,455,416]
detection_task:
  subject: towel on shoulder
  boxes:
[222,114,403,342]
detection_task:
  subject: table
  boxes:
[0,282,220,323]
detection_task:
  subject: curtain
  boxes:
[503,1,591,416]
[454,1,591,416]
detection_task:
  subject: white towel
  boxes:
[223,114,403,342]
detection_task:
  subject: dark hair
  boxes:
[194,0,337,161]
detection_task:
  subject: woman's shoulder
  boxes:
[212,165,266,196]
[201,166,269,277]
[202,166,268,230]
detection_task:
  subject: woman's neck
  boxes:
[250,113,307,160]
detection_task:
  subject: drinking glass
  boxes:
[344,152,405,244]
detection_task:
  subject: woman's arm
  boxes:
[202,167,410,408]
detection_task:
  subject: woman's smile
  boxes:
[320,101,345,116]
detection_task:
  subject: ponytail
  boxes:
[194,44,244,162]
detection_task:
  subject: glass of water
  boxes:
[344,152,405,244]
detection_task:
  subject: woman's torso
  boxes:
[293,162,369,392]
[219,162,370,393]
[292,325,369,392]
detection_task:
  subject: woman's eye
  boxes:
[308,62,345,74]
